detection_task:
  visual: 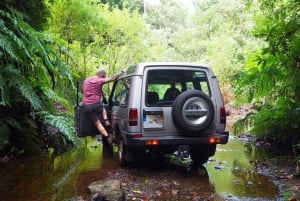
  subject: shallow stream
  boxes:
[0,133,280,201]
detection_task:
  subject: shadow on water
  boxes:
[0,137,118,201]
[0,132,279,201]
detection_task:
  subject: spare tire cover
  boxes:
[172,90,215,134]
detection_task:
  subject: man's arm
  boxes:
[104,70,125,83]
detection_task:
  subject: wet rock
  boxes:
[68,196,85,201]
[214,165,222,170]
[91,193,107,201]
[88,179,124,201]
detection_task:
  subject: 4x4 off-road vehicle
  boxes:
[109,62,229,166]
[75,62,229,166]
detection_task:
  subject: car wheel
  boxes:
[191,156,209,166]
[190,145,216,165]
[172,90,215,134]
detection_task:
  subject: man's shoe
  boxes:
[104,133,115,145]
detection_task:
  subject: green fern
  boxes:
[39,112,76,142]
[0,6,77,155]
[233,0,300,146]
[0,10,33,64]
[0,31,20,62]
[18,84,42,110]
[0,72,10,106]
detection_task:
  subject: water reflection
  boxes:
[0,137,118,201]
[0,135,279,201]
[205,136,278,200]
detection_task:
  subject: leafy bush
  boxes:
[0,6,76,156]
[233,0,300,148]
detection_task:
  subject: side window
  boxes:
[186,82,194,90]
[190,71,211,96]
[199,81,210,95]
[112,78,130,106]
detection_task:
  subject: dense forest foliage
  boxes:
[234,0,300,149]
[0,0,299,156]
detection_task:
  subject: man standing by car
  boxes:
[82,69,123,144]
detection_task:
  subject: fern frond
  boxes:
[40,112,76,141]
[1,65,42,110]
[41,34,76,89]
[41,88,72,114]
[0,72,10,106]
[0,11,33,60]
[24,29,55,71]
[0,28,19,62]
[17,84,42,110]
[3,117,22,131]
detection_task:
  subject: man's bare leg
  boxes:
[102,109,111,126]
[94,120,112,144]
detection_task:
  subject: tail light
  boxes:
[145,139,159,145]
[220,107,226,124]
[209,138,221,144]
[129,108,138,126]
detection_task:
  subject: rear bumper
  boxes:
[124,131,229,147]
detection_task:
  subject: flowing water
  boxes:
[0,130,279,201]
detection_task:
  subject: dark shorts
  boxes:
[83,102,103,123]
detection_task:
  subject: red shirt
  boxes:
[82,76,108,105]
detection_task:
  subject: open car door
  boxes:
[74,81,99,137]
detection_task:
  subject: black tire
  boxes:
[172,90,215,134]
[190,144,216,165]
[191,156,209,166]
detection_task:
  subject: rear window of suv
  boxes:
[146,69,210,106]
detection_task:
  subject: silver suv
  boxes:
[108,62,229,166]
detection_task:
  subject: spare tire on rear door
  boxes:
[172,90,214,134]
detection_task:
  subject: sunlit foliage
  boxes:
[1,0,299,156]
[0,1,75,155]
[234,0,300,147]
